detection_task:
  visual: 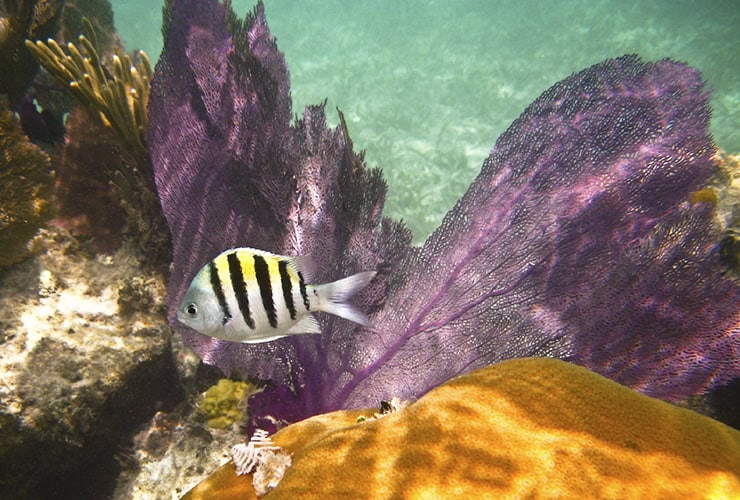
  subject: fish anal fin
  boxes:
[285,314,321,335]
[241,334,287,344]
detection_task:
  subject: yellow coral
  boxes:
[689,187,719,206]
[201,379,254,429]
[185,358,740,499]
[24,18,151,157]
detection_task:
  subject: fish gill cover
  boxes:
[149,0,739,430]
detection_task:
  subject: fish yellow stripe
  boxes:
[237,249,257,281]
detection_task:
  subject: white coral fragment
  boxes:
[230,428,292,496]
[253,449,292,496]
[231,429,280,476]
[231,429,279,475]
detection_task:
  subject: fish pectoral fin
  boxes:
[285,315,321,335]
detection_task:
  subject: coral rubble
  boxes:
[184,358,740,499]
[112,392,246,499]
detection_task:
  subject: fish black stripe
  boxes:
[227,252,255,329]
[253,255,277,328]
[209,261,231,325]
[298,271,310,311]
[278,260,296,320]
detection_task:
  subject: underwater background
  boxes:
[2,0,740,497]
[113,0,740,241]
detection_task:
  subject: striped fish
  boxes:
[176,247,376,343]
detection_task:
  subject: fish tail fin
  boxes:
[314,271,376,326]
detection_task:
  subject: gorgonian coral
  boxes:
[150,0,739,431]
[25,17,152,157]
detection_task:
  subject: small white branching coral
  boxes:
[231,429,278,475]
[231,429,292,496]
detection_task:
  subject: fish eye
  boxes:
[185,303,198,317]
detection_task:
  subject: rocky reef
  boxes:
[0,0,63,104]
[0,228,179,497]
[0,96,54,268]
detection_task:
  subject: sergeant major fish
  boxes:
[176,247,376,343]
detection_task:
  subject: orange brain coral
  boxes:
[186,358,740,499]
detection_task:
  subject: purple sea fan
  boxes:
[339,55,739,408]
[149,0,411,386]
[149,0,739,430]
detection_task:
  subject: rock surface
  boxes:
[0,228,180,498]
[112,353,252,499]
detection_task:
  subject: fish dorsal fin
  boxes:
[230,247,316,283]
[291,255,317,283]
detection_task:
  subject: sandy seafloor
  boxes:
[111,0,740,242]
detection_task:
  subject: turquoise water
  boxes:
[113,0,740,242]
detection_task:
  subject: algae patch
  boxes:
[201,379,255,429]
